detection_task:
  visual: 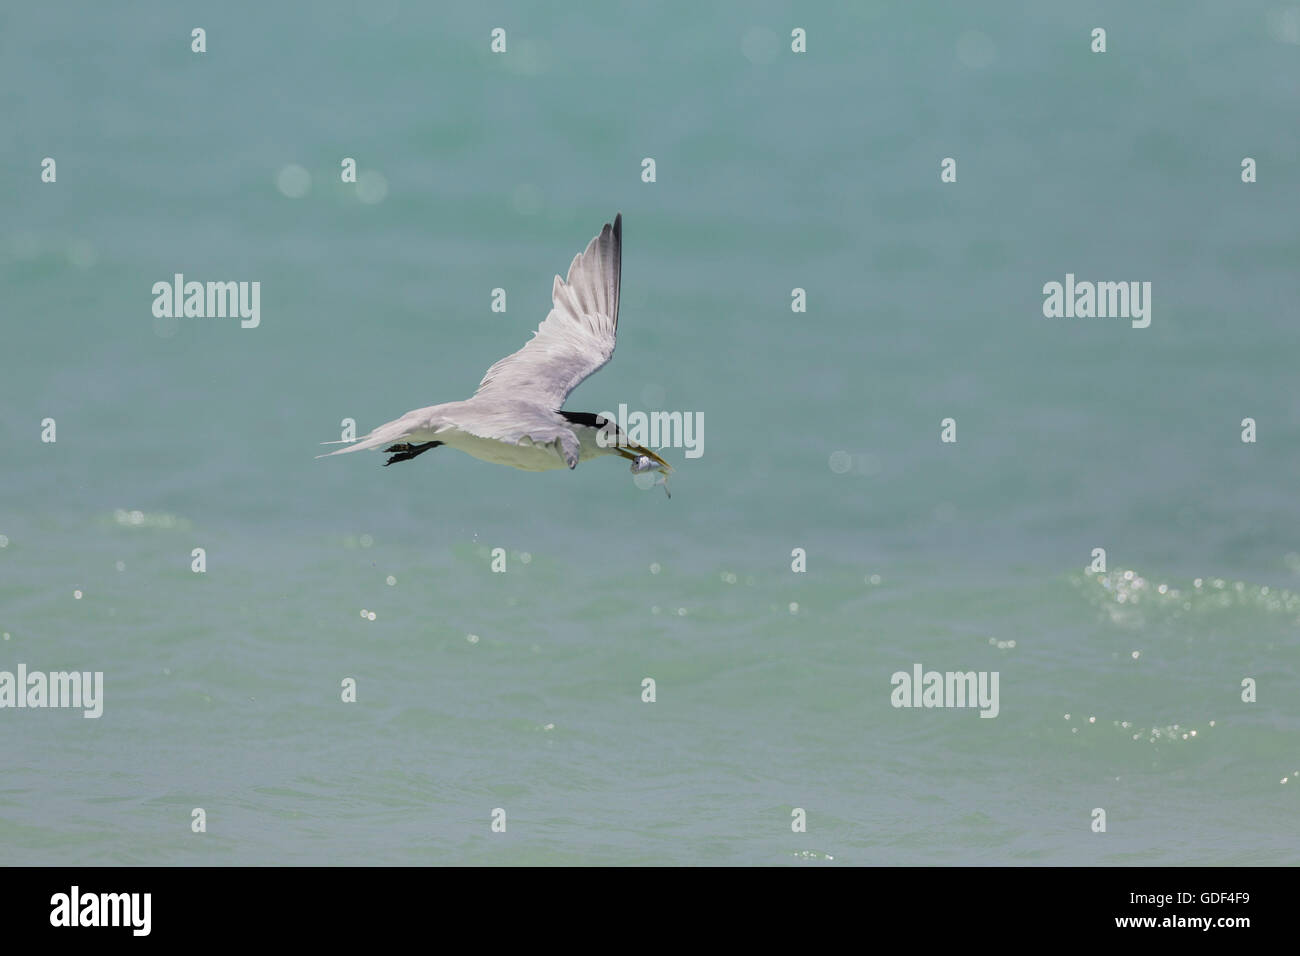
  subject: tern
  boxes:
[318,214,672,494]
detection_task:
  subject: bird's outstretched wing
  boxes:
[474,213,621,410]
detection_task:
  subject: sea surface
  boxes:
[1,1,1298,865]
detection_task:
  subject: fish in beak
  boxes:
[617,443,672,497]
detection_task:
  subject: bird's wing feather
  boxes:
[474,214,621,409]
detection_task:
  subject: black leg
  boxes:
[383,441,443,466]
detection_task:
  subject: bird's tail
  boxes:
[315,415,423,459]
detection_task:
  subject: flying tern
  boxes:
[318,214,672,495]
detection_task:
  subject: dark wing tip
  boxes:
[606,213,622,330]
[601,213,621,256]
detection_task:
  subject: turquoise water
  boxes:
[2,1,1298,864]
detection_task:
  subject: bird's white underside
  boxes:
[429,423,618,472]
